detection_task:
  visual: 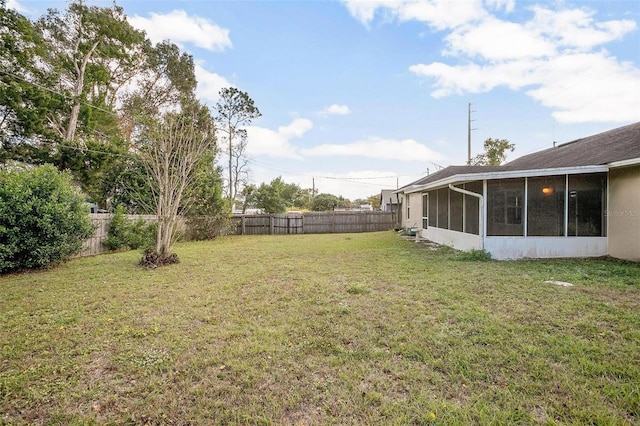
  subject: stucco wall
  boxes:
[424,227,483,252]
[401,193,424,229]
[484,237,607,260]
[608,165,640,262]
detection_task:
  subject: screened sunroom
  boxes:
[398,122,639,260]
[415,169,609,259]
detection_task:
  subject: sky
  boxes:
[9,0,640,200]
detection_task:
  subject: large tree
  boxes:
[214,87,261,206]
[119,40,197,136]
[0,1,58,164]
[469,138,515,166]
[36,1,146,142]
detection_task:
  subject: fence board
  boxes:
[76,214,157,258]
[232,211,394,235]
[75,211,395,258]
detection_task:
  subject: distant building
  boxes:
[380,189,400,213]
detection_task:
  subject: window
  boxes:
[449,187,463,232]
[464,181,482,235]
[406,194,410,220]
[428,190,438,228]
[422,194,429,228]
[527,176,565,236]
[568,173,607,237]
[437,189,448,230]
[487,178,524,236]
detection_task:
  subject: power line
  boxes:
[2,69,430,187]
[0,68,135,125]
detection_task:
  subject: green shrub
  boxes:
[102,205,154,251]
[0,164,93,273]
[102,204,129,251]
[126,219,155,250]
[185,214,231,241]
[458,249,493,262]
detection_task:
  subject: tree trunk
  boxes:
[64,40,100,142]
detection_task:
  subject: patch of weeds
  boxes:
[347,284,370,295]
[132,348,171,372]
[458,249,492,262]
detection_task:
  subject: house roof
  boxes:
[505,121,640,169]
[398,165,505,191]
[399,121,640,194]
[380,189,399,204]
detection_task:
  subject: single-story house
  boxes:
[380,189,400,213]
[397,122,640,261]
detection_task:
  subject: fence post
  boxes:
[269,215,274,235]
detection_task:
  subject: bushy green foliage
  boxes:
[184,154,229,241]
[102,205,154,251]
[458,248,493,262]
[311,193,340,211]
[102,204,128,251]
[0,164,93,273]
[102,205,155,251]
[126,219,155,250]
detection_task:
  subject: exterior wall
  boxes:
[608,165,640,262]
[421,229,607,260]
[402,193,424,229]
[423,227,483,252]
[484,237,607,260]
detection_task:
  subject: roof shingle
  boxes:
[505,121,640,169]
[398,122,640,192]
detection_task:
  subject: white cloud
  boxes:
[341,0,487,30]
[529,6,636,50]
[444,17,556,60]
[6,0,29,13]
[407,4,639,123]
[194,64,233,104]
[410,60,537,97]
[411,52,640,123]
[525,53,640,123]
[485,0,515,13]
[322,104,351,115]
[129,10,232,51]
[245,118,313,159]
[301,136,445,162]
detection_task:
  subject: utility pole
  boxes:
[467,102,477,164]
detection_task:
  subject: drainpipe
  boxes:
[448,184,484,250]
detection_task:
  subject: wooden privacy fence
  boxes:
[77,214,157,257]
[76,211,395,258]
[232,211,395,235]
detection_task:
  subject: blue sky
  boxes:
[10,0,640,200]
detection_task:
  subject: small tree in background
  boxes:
[214,88,261,206]
[469,138,515,166]
[0,164,93,274]
[310,193,340,212]
[137,106,216,267]
[253,177,305,213]
[184,152,229,241]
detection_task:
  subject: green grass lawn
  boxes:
[1,232,639,425]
